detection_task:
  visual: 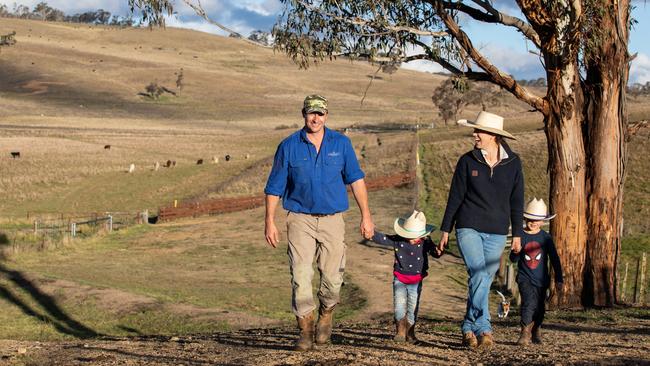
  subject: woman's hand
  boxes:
[437,231,449,256]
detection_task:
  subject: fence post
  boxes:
[70,222,76,238]
[33,220,38,234]
[620,261,629,303]
[639,253,647,305]
[108,215,113,232]
[141,210,149,224]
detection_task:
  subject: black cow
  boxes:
[104,145,111,150]
[197,159,203,165]
[10,151,20,159]
[165,160,172,168]
[225,154,231,162]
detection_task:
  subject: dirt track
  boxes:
[2,313,648,365]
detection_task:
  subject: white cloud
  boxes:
[238,0,281,17]
[401,60,446,74]
[479,43,544,79]
[630,53,650,84]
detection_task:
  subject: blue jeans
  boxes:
[393,277,422,324]
[456,228,506,335]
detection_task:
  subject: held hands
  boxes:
[360,216,375,240]
[265,220,280,248]
[437,231,449,257]
[511,236,522,254]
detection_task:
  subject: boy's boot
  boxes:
[315,304,335,344]
[294,313,314,351]
[406,322,418,343]
[532,322,543,344]
[516,322,534,345]
[393,317,408,342]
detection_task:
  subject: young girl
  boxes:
[510,198,563,345]
[368,210,439,343]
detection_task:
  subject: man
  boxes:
[264,94,374,351]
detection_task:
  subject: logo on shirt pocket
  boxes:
[471,170,479,177]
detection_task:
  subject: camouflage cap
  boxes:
[303,94,328,114]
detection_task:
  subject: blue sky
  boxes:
[3,0,649,83]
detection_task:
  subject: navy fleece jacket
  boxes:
[440,144,525,237]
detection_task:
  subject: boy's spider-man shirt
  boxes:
[509,229,563,287]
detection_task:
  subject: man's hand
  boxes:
[511,236,522,253]
[360,216,374,239]
[265,220,280,248]
[437,231,449,256]
[265,195,281,248]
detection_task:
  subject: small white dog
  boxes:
[496,290,511,318]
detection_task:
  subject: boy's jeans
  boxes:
[456,228,506,336]
[517,278,546,326]
[393,277,422,324]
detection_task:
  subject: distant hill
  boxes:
[0,18,465,128]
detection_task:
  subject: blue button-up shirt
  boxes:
[264,127,365,214]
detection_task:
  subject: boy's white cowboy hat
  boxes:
[524,198,556,220]
[457,111,516,139]
[394,210,436,239]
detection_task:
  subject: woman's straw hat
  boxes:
[457,111,516,139]
[394,210,436,239]
[524,198,556,221]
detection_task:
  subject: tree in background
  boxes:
[432,76,506,126]
[129,0,632,308]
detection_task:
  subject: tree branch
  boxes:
[296,0,447,37]
[440,0,541,49]
[434,3,548,115]
[182,0,271,48]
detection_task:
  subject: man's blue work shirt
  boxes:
[264,127,365,214]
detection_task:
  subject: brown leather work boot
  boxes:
[516,323,534,345]
[478,332,494,348]
[393,317,408,342]
[462,331,478,349]
[532,322,543,344]
[315,305,335,345]
[406,322,418,343]
[294,313,314,351]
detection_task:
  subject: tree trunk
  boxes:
[582,1,630,307]
[545,62,588,309]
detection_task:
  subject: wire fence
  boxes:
[0,210,149,256]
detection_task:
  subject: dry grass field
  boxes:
[0,17,649,365]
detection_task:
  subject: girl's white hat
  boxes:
[457,111,516,139]
[524,198,556,221]
[394,210,436,239]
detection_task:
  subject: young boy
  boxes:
[367,210,440,343]
[510,198,563,345]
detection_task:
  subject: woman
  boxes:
[437,111,524,349]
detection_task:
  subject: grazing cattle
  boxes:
[212,156,219,164]
[225,154,231,162]
[10,151,20,159]
[104,145,111,150]
[154,162,160,171]
[171,160,176,167]
[128,163,135,173]
[165,160,172,168]
[244,153,250,160]
[197,159,203,165]
[376,137,382,146]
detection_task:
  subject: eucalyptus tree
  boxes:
[129,0,633,308]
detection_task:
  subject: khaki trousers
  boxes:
[287,212,346,317]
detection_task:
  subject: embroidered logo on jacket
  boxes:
[471,170,479,177]
[328,152,340,157]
